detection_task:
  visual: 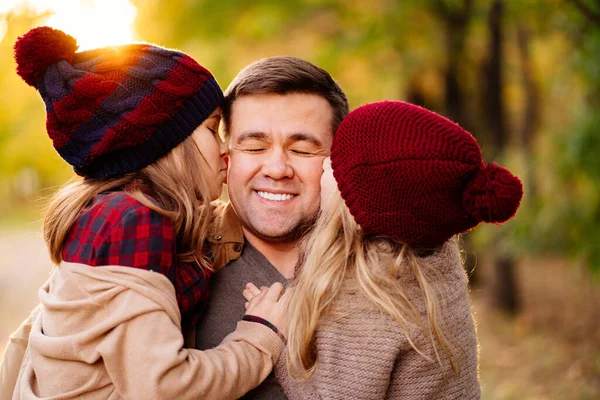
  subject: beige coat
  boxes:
[1,262,282,400]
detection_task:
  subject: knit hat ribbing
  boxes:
[331,101,523,248]
[14,26,224,178]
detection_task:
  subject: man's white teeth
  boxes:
[257,191,294,201]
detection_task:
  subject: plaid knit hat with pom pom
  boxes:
[14,26,223,179]
[331,100,523,249]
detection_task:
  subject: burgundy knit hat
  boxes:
[331,101,523,249]
[14,26,223,179]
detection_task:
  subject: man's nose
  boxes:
[262,149,294,179]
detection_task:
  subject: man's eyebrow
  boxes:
[236,131,269,142]
[288,133,324,147]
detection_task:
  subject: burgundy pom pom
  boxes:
[14,26,78,87]
[462,163,523,223]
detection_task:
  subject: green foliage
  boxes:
[539,3,600,272]
[551,111,600,272]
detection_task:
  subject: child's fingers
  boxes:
[245,287,268,313]
[244,301,249,310]
[242,288,254,301]
[265,282,285,301]
[245,282,261,297]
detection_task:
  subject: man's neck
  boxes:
[242,228,298,279]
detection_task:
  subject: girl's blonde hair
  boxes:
[286,187,460,380]
[44,134,215,269]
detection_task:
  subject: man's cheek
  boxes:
[300,159,329,188]
[227,153,251,177]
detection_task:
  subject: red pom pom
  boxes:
[462,163,523,223]
[14,26,78,87]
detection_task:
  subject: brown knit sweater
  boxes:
[276,238,481,399]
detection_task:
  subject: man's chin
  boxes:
[248,227,302,244]
[245,220,315,244]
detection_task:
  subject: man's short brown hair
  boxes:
[221,56,349,139]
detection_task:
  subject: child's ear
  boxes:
[322,157,332,171]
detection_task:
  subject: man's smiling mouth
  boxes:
[256,191,296,201]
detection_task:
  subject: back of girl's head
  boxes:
[331,100,523,250]
[44,131,215,268]
[14,26,223,266]
[287,101,524,379]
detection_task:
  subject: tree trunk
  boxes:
[517,23,541,202]
[483,0,520,314]
[484,0,506,152]
[432,0,474,129]
[492,256,520,313]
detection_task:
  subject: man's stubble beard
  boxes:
[243,209,319,245]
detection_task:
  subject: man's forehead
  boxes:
[232,92,330,113]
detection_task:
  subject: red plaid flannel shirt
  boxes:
[62,192,211,330]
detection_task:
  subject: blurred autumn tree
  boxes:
[548,0,600,272]
[0,11,73,222]
[1,0,599,309]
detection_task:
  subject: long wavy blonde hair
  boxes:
[286,187,460,380]
[44,134,215,269]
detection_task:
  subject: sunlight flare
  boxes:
[1,0,137,50]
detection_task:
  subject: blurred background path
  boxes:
[0,229,53,345]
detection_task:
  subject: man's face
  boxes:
[227,93,333,243]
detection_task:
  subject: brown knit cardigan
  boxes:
[276,238,481,399]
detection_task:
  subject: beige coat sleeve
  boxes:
[99,312,284,400]
[0,306,40,400]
